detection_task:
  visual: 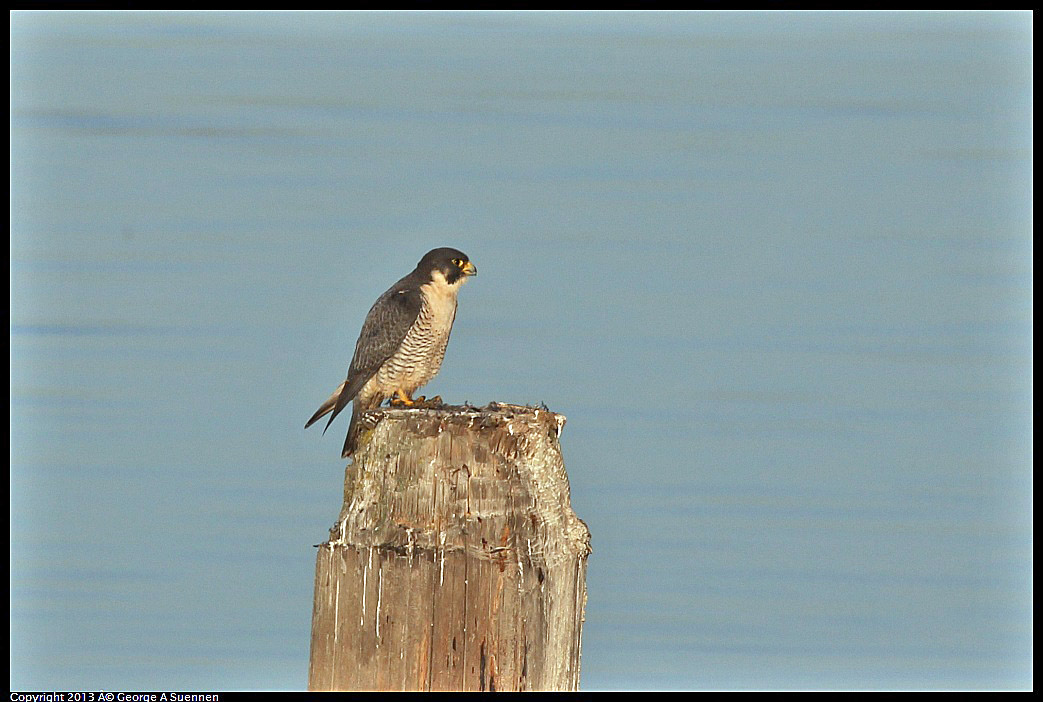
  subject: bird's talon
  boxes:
[390,389,418,407]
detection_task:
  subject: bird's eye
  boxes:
[451,258,463,267]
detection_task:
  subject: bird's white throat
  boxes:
[424,269,468,301]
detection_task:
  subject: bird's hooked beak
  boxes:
[462,260,477,276]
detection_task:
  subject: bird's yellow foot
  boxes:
[389,390,445,409]
[389,389,416,407]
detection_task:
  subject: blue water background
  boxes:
[10,11,1032,690]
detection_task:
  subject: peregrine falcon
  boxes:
[306,247,477,458]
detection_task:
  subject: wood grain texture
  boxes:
[308,403,591,692]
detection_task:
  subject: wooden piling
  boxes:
[307,403,591,692]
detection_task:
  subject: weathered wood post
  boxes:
[307,403,591,692]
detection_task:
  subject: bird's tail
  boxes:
[305,380,346,431]
[342,403,363,459]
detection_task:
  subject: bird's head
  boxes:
[418,247,477,286]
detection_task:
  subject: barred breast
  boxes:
[370,277,459,397]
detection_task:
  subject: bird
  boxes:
[306,247,477,458]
